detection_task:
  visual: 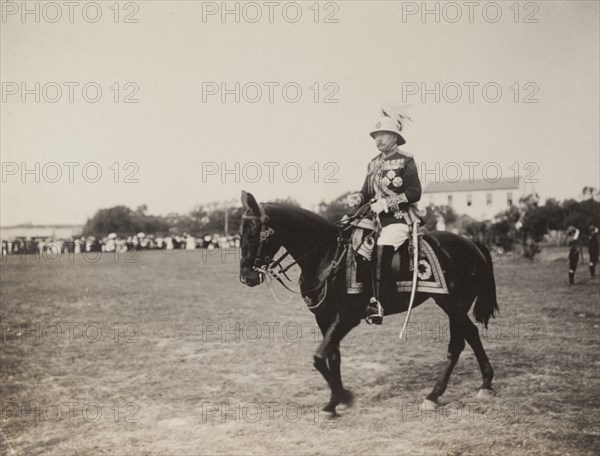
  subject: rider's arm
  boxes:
[358,168,373,205]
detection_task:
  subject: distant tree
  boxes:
[463,220,489,243]
[82,205,169,238]
[488,205,521,250]
[187,206,210,234]
[437,205,457,225]
[201,206,245,234]
[227,206,245,233]
[165,211,202,236]
[521,198,565,242]
[580,186,600,201]
[318,191,354,223]
[563,198,600,244]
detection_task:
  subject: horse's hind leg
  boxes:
[424,311,465,409]
[463,316,495,398]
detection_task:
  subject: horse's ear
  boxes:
[241,191,260,214]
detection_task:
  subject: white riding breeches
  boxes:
[377,223,410,249]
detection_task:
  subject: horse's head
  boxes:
[239,191,282,287]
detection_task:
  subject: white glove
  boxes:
[371,199,388,214]
[347,193,362,208]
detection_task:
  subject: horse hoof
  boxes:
[421,399,438,411]
[476,388,495,400]
[322,402,337,414]
[340,389,355,407]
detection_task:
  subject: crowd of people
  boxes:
[3,225,598,289]
[1,233,241,256]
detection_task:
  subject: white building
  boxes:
[423,178,529,220]
[0,224,84,240]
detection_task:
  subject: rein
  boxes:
[243,201,372,310]
[265,201,372,282]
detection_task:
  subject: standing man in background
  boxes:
[588,225,599,278]
[566,226,581,285]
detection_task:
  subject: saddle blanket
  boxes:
[346,236,449,295]
[394,237,449,294]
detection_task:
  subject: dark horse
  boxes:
[239,191,499,415]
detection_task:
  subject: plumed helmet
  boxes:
[370,103,413,145]
[369,117,406,145]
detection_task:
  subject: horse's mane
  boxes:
[262,202,339,238]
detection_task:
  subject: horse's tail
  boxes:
[473,241,499,328]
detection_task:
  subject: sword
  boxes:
[399,220,419,340]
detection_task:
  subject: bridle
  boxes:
[241,201,372,309]
[241,203,310,287]
[241,203,276,277]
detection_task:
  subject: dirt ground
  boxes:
[1,246,598,455]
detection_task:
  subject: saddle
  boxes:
[344,219,448,295]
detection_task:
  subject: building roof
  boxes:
[0,224,84,240]
[1,224,83,229]
[424,177,520,194]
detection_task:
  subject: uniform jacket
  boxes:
[589,229,599,258]
[358,148,422,227]
[568,230,580,259]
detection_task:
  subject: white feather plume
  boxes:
[381,102,413,132]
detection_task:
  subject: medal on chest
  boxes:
[378,159,405,189]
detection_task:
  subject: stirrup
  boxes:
[365,298,383,325]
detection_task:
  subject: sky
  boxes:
[1,0,599,225]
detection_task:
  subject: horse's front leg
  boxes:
[313,313,338,395]
[325,344,355,412]
[314,314,359,414]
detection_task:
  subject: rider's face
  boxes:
[374,132,398,152]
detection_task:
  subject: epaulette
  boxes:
[369,154,382,165]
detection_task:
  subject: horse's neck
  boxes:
[280,232,337,276]
[272,210,338,278]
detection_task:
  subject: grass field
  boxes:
[1,247,599,455]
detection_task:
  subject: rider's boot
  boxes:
[366,245,395,325]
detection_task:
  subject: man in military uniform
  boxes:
[566,226,580,285]
[347,115,422,324]
[588,225,599,278]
